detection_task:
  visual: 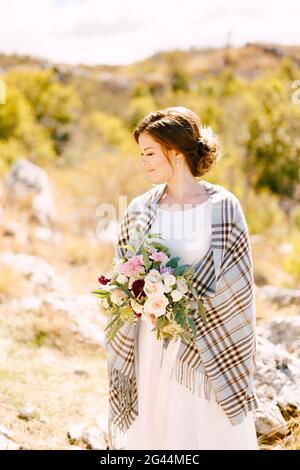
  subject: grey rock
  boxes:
[258,285,300,307]
[3,157,56,227]
[254,397,289,435]
[254,322,300,435]
[67,424,85,442]
[0,252,70,291]
[18,404,38,420]
[82,427,107,450]
[258,316,300,358]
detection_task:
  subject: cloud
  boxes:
[55,16,147,37]
[0,0,299,65]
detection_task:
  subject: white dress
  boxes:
[124,199,259,450]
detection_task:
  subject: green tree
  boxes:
[245,73,300,199]
[5,68,81,155]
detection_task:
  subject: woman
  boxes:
[105,106,260,450]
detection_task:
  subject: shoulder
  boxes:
[208,182,245,224]
[208,181,240,207]
[208,181,237,200]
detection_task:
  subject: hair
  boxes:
[133,106,221,177]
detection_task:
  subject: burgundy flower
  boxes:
[131,279,145,298]
[132,310,142,318]
[98,275,111,285]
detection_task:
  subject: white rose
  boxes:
[143,294,169,317]
[170,289,183,302]
[116,273,128,284]
[163,284,173,294]
[176,278,188,294]
[111,288,127,306]
[144,279,166,296]
[146,269,162,283]
[162,273,176,286]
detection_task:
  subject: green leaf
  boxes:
[183,265,196,278]
[123,287,134,298]
[190,284,198,301]
[173,264,191,276]
[187,316,198,339]
[119,244,136,253]
[147,232,163,238]
[173,302,186,325]
[106,317,125,342]
[183,260,197,278]
[142,246,151,270]
[198,299,207,325]
[109,280,121,287]
[92,288,109,295]
[92,293,109,298]
[166,256,181,268]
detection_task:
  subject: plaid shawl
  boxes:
[105,179,260,450]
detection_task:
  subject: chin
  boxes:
[149,174,162,184]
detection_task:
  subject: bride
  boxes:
[105,106,260,450]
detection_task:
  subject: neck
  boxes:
[160,176,207,205]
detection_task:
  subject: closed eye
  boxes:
[140,153,154,157]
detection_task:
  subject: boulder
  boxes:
[3,157,56,227]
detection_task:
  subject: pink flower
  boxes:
[149,250,168,263]
[120,255,145,277]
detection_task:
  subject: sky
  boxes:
[0,0,300,66]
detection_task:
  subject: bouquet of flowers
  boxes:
[92,223,207,346]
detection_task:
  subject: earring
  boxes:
[175,158,180,166]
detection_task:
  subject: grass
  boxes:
[0,299,109,450]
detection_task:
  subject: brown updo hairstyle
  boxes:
[133,106,221,177]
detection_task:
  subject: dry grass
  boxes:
[257,415,300,450]
[0,301,108,450]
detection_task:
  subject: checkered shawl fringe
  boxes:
[105,179,260,450]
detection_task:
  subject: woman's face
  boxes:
[138,133,173,184]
